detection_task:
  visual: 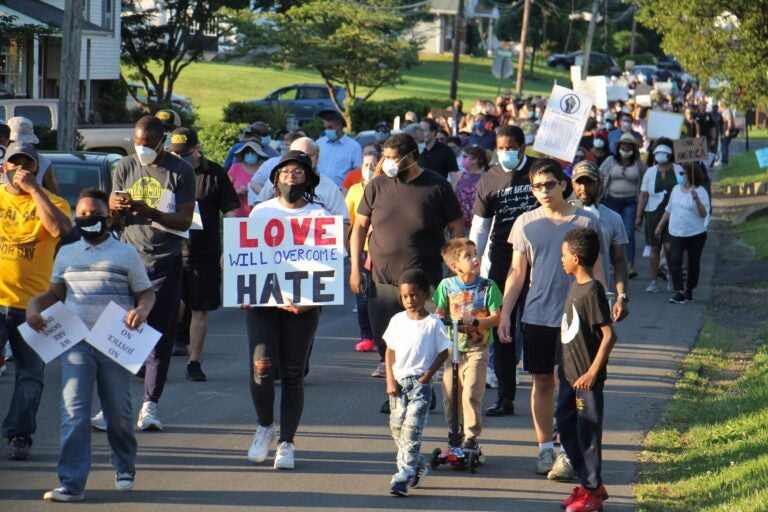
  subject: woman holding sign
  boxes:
[243,150,328,470]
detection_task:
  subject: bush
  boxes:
[222,102,272,125]
[93,80,131,123]
[300,117,325,140]
[612,30,647,55]
[34,127,84,151]
[348,98,452,133]
[618,52,657,69]
[198,122,244,165]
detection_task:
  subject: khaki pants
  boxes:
[442,348,489,440]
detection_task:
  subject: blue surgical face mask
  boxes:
[474,121,485,131]
[244,152,259,165]
[676,172,685,186]
[325,129,339,142]
[260,135,272,146]
[498,149,520,172]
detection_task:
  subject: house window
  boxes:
[0,41,27,97]
[103,0,115,31]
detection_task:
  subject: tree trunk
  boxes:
[449,0,465,100]
[58,0,83,151]
[581,0,600,80]
[515,0,531,95]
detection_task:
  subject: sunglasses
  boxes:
[531,180,560,191]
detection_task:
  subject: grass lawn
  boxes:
[737,216,768,259]
[635,315,768,511]
[716,149,768,188]
[133,54,567,127]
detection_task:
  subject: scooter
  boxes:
[430,318,484,473]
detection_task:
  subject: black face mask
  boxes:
[75,215,109,241]
[276,183,308,204]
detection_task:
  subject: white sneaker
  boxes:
[91,411,107,431]
[371,361,386,378]
[645,281,659,293]
[274,441,295,470]
[114,471,135,491]
[247,424,276,463]
[516,364,521,385]
[136,401,163,431]
[485,367,497,388]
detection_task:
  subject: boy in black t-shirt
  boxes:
[557,228,616,512]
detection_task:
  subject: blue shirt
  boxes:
[315,134,362,187]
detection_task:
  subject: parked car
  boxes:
[246,84,346,123]
[125,83,193,114]
[42,151,122,244]
[632,65,661,85]
[0,99,136,155]
[547,51,620,76]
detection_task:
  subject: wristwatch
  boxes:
[151,209,161,221]
[618,293,629,302]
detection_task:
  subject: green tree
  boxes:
[228,0,422,129]
[121,0,249,113]
[633,0,768,109]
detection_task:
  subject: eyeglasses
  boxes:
[278,168,305,178]
[531,180,560,191]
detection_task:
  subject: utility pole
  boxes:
[515,0,531,95]
[581,0,600,80]
[449,0,465,100]
[58,0,83,151]
[629,5,637,56]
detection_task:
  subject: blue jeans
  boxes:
[1,306,45,441]
[389,376,431,482]
[603,195,638,266]
[59,342,136,494]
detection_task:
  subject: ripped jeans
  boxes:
[389,376,431,483]
[246,307,320,444]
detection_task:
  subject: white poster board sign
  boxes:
[18,302,90,363]
[606,84,629,102]
[636,94,652,107]
[151,191,203,238]
[655,81,674,96]
[570,65,582,84]
[647,110,685,140]
[573,76,608,110]
[533,85,594,162]
[222,216,345,307]
[86,301,161,374]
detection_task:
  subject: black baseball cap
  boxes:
[168,127,199,154]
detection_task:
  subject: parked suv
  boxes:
[547,51,620,76]
[247,84,346,123]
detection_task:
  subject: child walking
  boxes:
[384,269,450,497]
[557,228,617,512]
[433,238,501,450]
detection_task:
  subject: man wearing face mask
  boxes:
[608,112,642,154]
[168,128,240,382]
[417,118,459,180]
[108,115,195,432]
[469,125,539,417]
[315,111,362,187]
[469,113,496,151]
[223,121,279,171]
[350,133,464,389]
[0,142,71,461]
[155,109,182,150]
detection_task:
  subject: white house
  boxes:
[413,0,500,55]
[0,0,121,118]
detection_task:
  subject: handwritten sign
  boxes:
[86,301,161,373]
[756,147,768,169]
[18,302,90,363]
[533,85,593,162]
[647,110,684,140]
[673,137,708,164]
[222,216,345,307]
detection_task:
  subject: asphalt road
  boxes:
[0,232,715,512]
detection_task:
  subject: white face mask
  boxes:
[382,159,399,178]
[417,142,426,153]
[361,166,375,182]
[619,149,633,159]
[593,138,605,149]
[135,140,162,165]
[654,152,669,164]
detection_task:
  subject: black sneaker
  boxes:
[380,399,390,414]
[462,437,479,451]
[8,435,31,461]
[429,393,437,411]
[410,464,428,488]
[448,429,465,447]
[390,480,408,497]
[685,289,694,302]
[485,398,514,416]
[669,292,686,304]
[185,361,207,382]
[172,343,189,356]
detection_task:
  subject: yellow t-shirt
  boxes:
[344,182,369,251]
[0,187,71,309]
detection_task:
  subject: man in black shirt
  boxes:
[168,128,240,381]
[417,118,459,179]
[470,125,538,416]
[469,113,496,151]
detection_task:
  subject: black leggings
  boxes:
[246,307,320,443]
[668,232,707,292]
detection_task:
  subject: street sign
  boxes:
[491,57,514,80]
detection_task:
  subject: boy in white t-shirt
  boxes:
[384,269,450,497]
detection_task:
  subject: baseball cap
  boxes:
[375,120,389,132]
[653,144,673,155]
[155,109,182,131]
[234,141,268,158]
[269,150,317,185]
[4,141,39,165]
[7,117,40,144]
[168,127,198,154]
[571,160,600,182]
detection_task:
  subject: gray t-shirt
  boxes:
[112,154,195,266]
[52,237,152,329]
[582,204,628,293]
[509,206,602,328]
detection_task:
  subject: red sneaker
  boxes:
[566,487,604,512]
[560,486,585,509]
[355,339,376,352]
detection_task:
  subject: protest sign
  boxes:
[636,95,652,107]
[570,66,582,84]
[647,110,684,140]
[673,137,708,164]
[606,84,629,102]
[573,76,608,110]
[756,147,768,169]
[533,85,593,162]
[18,302,90,364]
[86,301,161,374]
[655,81,674,96]
[222,215,345,307]
[151,191,203,238]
